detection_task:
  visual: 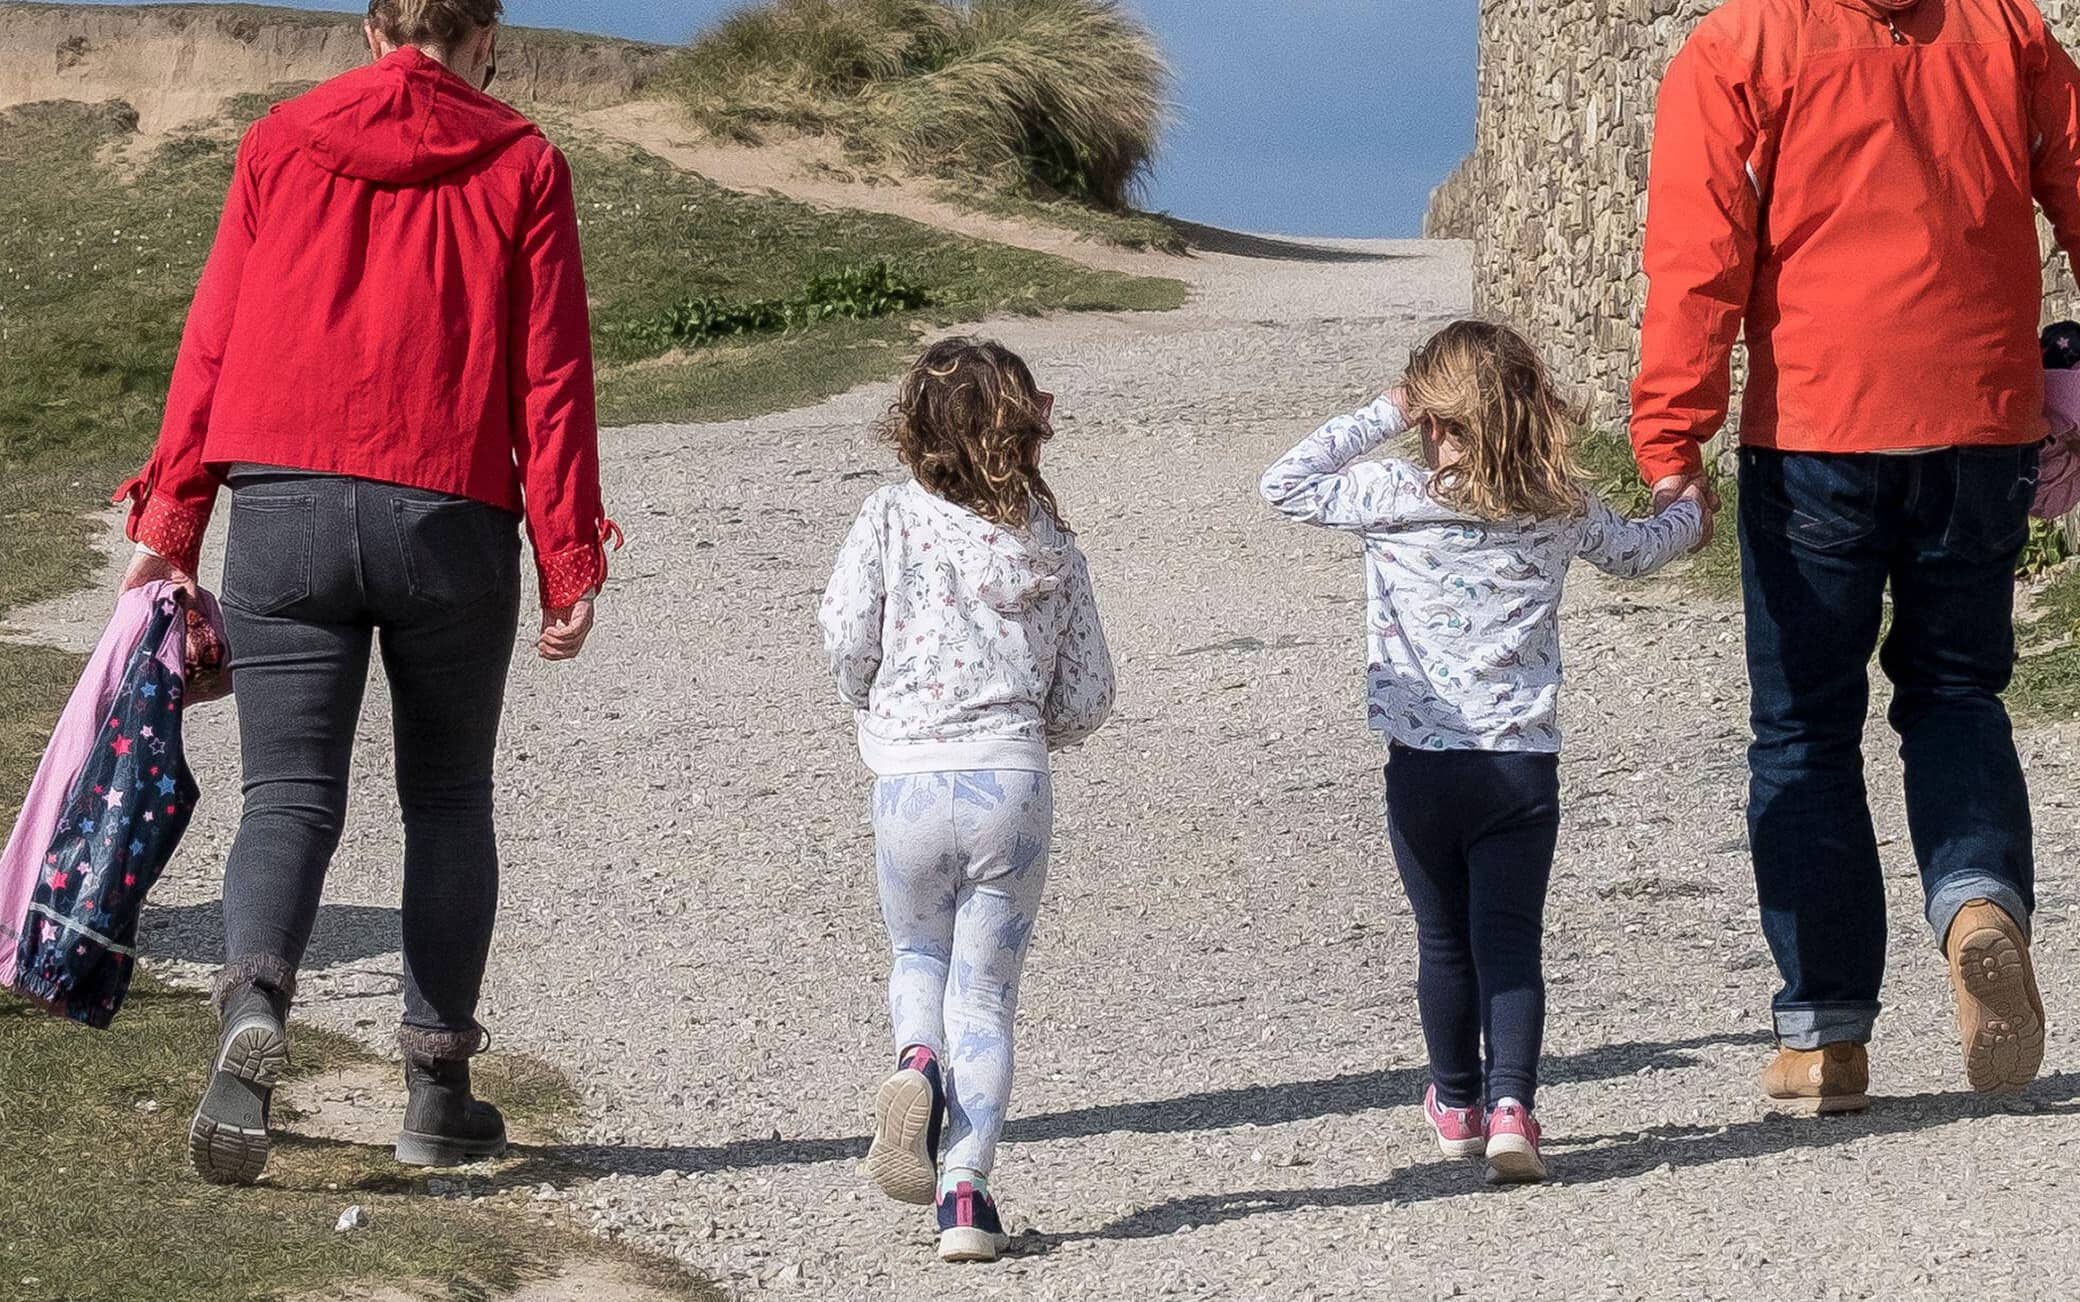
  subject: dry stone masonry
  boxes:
[1435,0,2080,436]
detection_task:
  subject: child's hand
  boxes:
[1675,480,1716,552]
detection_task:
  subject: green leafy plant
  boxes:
[2019,518,2075,578]
[625,260,932,352]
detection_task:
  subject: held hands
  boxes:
[537,598,596,661]
[1651,473,1719,552]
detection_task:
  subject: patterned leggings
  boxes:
[872,770,1052,1177]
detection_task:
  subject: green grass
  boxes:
[0,95,1184,610]
[2013,562,2080,722]
[1577,431,1741,597]
[0,608,707,1302]
[651,0,1167,210]
[956,184,1189,253]
[0,974,707,1302]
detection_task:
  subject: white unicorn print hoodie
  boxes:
[820,481,1116,775]
[1262,397,1704,753]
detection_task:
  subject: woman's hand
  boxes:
[119,548,200,599]
[537,599,596,661]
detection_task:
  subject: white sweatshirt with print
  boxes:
[1261,397,1705,753]
[820,481,1116,776]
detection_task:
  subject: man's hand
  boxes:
[1651,471,1720,514]
[537,599,596,662]
[119,548,199,599]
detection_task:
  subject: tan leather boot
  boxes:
[1946,898,2045,1093]
[1760,1043,1870,1114]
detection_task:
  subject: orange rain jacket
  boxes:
[1632,0,2080,485]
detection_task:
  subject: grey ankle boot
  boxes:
[189,961,293,1186]
[395,1026,507,1167]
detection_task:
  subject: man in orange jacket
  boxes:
[1634,0,2069,1110]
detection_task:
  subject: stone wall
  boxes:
[1437,0,2080,437]
[1422,152,1482,240]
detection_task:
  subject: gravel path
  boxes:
[29,237,2080,1299]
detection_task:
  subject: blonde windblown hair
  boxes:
[1402,319,1586,522]
[883,337,1065,530]
[367,0,502,49]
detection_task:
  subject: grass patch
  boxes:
[0,643,701,1302]
[0,638,699,1301]
[0,643,87,812]
[956,184,1188,253]
[0,974,707,1302]
[626,259,932,351]
[1577,431,1741,597]
[651,0,1166,210]
[2014,562,2080,722]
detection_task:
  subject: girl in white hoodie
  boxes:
[819,338,1115,1263]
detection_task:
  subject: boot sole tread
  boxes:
[1953,922,2046,1094]
[188,1023,286,1185]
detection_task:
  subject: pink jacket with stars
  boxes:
[2,584,217,1023]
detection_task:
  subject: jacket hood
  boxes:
[903,483,1073,614]
[274,47,539,184]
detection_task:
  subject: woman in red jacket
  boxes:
[119,0,615,1184]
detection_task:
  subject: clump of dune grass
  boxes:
[652,0,1169,209]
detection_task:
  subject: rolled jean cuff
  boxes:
[1773,1001,1880,1050]
[1926,877,2031,950]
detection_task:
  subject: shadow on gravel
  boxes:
[549,1031,1770,1179]
[1167,219,1409,264]
[144,899,404,969]
[1021,1072,2080,1250]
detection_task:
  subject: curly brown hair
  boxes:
[883,337,1065,530]
[1402,319,1586,522]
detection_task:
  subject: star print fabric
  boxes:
[874,770,1051,1176]
[0,583,216,1026]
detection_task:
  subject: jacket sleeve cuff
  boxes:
[116,477,210,575]
[1635,443,1707,488]
[535,518,623,610]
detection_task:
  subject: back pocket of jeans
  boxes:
[393,498,505,613]
[1945,444,2037,563]
[223,495,315,616]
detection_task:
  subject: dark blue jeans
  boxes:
[1739,445,2038,1050]
[1385,746,1561,1109]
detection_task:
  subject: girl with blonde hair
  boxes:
[1260,319,1707,1182]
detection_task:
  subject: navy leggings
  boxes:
[1385,745,1561,1109]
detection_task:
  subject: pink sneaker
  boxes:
[1422,1085,1487,1158]
[1484,1101,1548,1184]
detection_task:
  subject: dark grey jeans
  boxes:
[218,471,521,1046]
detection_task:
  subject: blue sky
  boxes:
[72,0,1476,236]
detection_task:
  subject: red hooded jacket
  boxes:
[120,48,615,609]
[1632,0,2080,484]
